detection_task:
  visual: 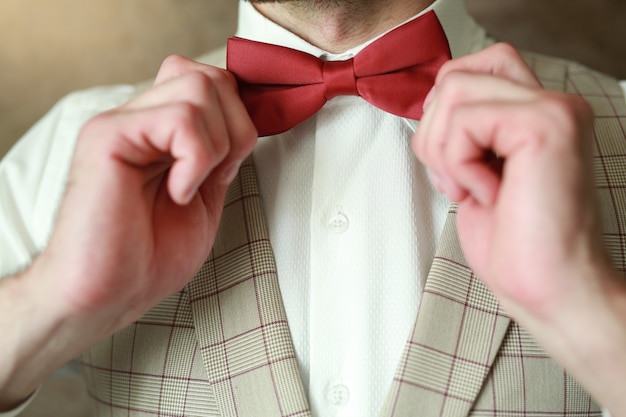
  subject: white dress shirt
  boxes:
[0,1,624,416]
[241,1,484,415]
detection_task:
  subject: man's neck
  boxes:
[251,0,435,53]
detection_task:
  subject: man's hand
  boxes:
[45,56,257,327]
[413,43,626,415]
[414,43,601,317]
[0,56,257,409]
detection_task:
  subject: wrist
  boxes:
[0,258,108,410]
[568,266,626,415]
[519,259,626,414]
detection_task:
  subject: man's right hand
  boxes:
[0,55,257,409]
[49,55,257,328]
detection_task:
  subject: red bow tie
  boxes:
[227,11,451,137]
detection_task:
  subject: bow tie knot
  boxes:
[228,11,451,136]
[323,59,358,100]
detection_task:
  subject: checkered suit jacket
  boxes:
[80,49,625,416]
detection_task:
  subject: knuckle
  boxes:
[212,67,237,85]
[204,67,240,94]
[241,123,259,149]
[176,101,203,120]
[527,92,593,149]
[166,102,204,131]
[80,111,113,141]
[159,54,190,72]
[437,71,468,103]
[157,56,229,89]
[182,71,219,102]
[491,42,522,61]
[189,66,237,90]
[436,58,457,79]
[219,125,258,165]
[184,71,215,91]
[196,144,222,170]
[541,93,579,128]
[81,112,106,133]
[167,103,228,165]
[156,54,194,84]
[211,134,231,161]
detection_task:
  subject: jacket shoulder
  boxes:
[524,53,626,276]
[522,51,624,97]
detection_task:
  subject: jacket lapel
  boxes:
[381,205,511,417]
[186,158,312,417]
[185,159,509,417]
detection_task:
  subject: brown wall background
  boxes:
[0,0,624,158]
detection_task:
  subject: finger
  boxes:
[142,76,234,197]
[153,55,257,146]
[441,96,582,206]
[152,54,255,143]
[201,68,258,184]
[444,103,504,205]
[95,102,227,205]
[153,54,214,85]
[414,72,538,188]
[125,70,225,111]
[138,60,258,184]
[137,70,257,181]
[435,42,542,89]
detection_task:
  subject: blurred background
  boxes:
[0,0,624,415]
[1,0,625,158]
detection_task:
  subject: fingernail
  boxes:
[221,160,242,185]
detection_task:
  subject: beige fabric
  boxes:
[79,51,624,416]
[188,161,310,417]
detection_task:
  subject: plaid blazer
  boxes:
[80,50,625,416]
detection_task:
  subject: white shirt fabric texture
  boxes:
[240,1,480,416]
[0,1,624,416]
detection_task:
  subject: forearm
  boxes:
[516,263,626,417]
[562,268,626,417]
[0,261,109,411]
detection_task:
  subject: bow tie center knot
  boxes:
[322,59,359,101]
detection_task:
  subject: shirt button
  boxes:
[327,384,350,406]
[327,212,349,234]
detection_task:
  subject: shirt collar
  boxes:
[235,0,487,61]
